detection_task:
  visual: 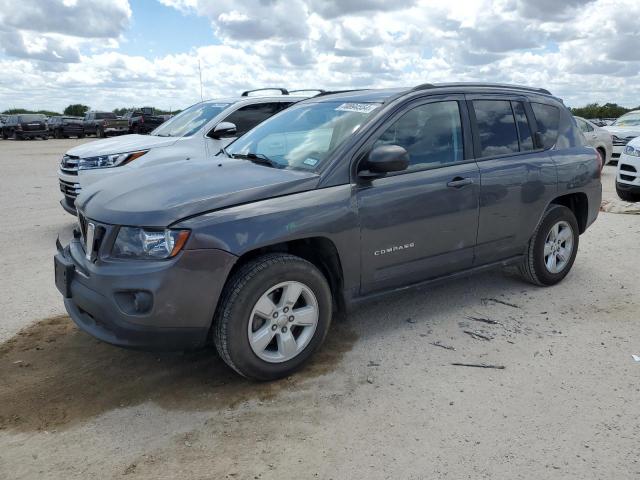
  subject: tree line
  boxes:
[2,104,181,117]
[569,103,640,119]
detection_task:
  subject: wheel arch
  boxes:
[228,237,346,313]
[549,192,589,234]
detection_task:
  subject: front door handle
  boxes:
[447,177,474,188]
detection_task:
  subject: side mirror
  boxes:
[359,144,409,178]
[209,122,237,139]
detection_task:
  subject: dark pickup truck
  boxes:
[83,112,129,138]
[2,114,48,140]
[55,83,601,381]
[123,108,166,134]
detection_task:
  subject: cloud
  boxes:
[2,0,640,112]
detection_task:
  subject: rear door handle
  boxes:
[447,177,474,188]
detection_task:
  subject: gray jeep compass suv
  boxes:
[55,83,602,380]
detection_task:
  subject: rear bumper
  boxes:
[17,130,47,137]
[56,239,237,351]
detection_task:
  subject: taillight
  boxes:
[595,149,603,177]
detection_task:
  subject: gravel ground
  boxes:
[1,138,639,479]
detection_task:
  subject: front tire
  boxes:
[520,204,579,286]
[616,183,640,202]
[214,253,332,381]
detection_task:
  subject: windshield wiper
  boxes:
[231,152,281,168]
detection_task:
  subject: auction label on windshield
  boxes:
[335,103,380,113]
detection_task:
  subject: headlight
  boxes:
[112,227,190,260]
[78,150,147,170]
[624,144,640,157]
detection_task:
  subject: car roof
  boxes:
[305,83,557,105]
[202,95,309,105]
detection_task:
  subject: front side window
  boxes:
[373,101,464,169]
[225,101,381,170]
[152,101,231,137]
[473,100,519,157]
[531,103,560,149]
[222,103,286,136]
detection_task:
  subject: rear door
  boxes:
[469,96,557,265]
[356,96,480,294]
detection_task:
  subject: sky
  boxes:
[0,0,639,113]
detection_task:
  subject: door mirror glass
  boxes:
[360,144,409,177]
[209,122,237,139]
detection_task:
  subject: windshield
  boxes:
[151,102,231,137]
[612,112,640,127]
[18,114,45,122]
[225,101,381,170]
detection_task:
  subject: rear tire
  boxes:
[12,131,21,140]
[214,253,332,381]
[520,204,579,286]
[616,183,640,202]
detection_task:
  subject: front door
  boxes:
[357,97,480,294]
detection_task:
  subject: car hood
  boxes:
[66,134,179,157]
[77,159,320,227]
[603,126,640,138]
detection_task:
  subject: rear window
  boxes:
[473,100,519,157]
[18,114,46,122]
[531,103,560,149]
[95,112,117,120]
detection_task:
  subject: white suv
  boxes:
[616,137,640,202]
[58,89,311,214]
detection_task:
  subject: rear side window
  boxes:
[473,100,519,157]
[512,102,534,151]
[223,103,283,136]
[531,103,560,149]
[576,118,593,133]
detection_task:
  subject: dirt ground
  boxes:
[1,138,639,479]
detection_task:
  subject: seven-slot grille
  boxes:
[60,154,80,175]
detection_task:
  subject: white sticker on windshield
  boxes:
[303,157,319,166]
[335,103,380,114]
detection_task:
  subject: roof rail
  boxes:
[411,82,552,95]
[289,89,326,96]
[314,89,367,97]
[241,88,289,97]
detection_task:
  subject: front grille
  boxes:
[60,154,80,176]
[59,178,81,199]
[620,174,635,182]
[620,164,637,172]
[613,136,636,146]
[78,211,88,239]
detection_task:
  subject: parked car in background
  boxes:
[48,116,85,139]
[83,111,129,138]
[55,83,601,380]
[58,88,310,214]
[615,137,640,202]
[603,111,640,162]
[574,116,612,168]
[1,114,48,140]
[123,108,166,134]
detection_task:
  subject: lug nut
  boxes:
[272,312,279,319]
[283,307,289,313]
[288,316,294,322]
[281,326,287,333]
[272,325,277,331]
